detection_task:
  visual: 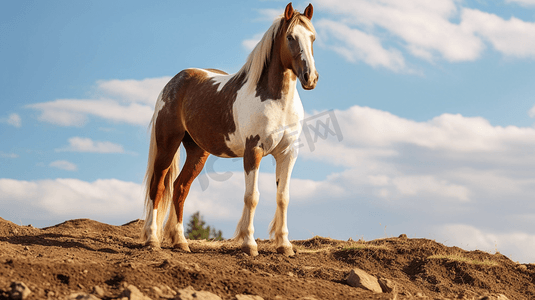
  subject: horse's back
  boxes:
[157,68,245,158]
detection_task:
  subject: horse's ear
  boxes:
[284,3,294,21]
[304,3,313,20]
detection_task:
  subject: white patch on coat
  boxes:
[144,208,158,241]
[225,76,304,158]
[198,69,233,92]
[153,91,165,121]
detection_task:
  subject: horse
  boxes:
[141,2,318,256]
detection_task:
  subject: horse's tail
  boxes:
[141,95,180,243]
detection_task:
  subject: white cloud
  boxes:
[312,0,535,69]
[0,178,144,224]
[391,175,470,202]
[0,152,18,159]
[291,105,535,261]
[326,106,535,153]
[1,113,21,128]
[96,77,171,105]
[27,77,170,127]
[462,8,535,58]
[0,169,343,239]
[506,0,535,6]
[317,19,407,72]
[254,8,282,22]
[7,113,22,127]
[315,0,483,64]
[57,137,125,153]
[242,33,264,51]
[49,160,78,171]
[437,224,535,263]
[27,99,154,127]
[530,105,535,118]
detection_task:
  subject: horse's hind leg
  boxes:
[144,132,182,248]
[166,133,209,252]
[270,148,298,256]
[235,139,263,256]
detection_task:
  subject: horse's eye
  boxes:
[287,35,294,41]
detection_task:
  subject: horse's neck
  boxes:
[252,50,297,102]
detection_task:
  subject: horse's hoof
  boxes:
[173,243,191,252]
[276,246,295,256]
[145,240,161,250]
[241,245,259,257]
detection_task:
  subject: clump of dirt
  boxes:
[0,217,533,299]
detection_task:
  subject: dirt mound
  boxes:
[0,218,533,299]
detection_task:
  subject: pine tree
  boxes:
[185,211,223,241]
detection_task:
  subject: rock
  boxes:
[398,234,408,239]
[516,264,528,271]
[378,277,396,293]
[174,286,222,300]
[346,268,382,293]
[91,286,105,298]
[151,286,164,298]
[478,294,510,300]
[66,293,100,300]
[161,285,177,296]
[10,281,32,300]
[235,295,264,300]
[120,285,151,300]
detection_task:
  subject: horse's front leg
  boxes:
[234,142,263,256]
[270,147,298,256]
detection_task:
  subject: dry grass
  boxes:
[427,253,499,267]
[339,243,391,252]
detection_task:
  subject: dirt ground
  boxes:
[0,217,533,300]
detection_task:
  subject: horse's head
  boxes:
[280,3,318,90]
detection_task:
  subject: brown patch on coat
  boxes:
[171,132,210,224]
[255,19,297,102]
[244,135,263,175]
[158,68,247,158]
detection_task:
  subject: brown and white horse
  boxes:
[142,3,318,256]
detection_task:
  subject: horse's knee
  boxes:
[276,193,289,207]
[244,190,259,208]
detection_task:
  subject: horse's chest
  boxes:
[226,95,304,157]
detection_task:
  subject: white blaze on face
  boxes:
[292,24,317,83]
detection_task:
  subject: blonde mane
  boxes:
[237,12,315,93]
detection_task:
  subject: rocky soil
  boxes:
[0,217,533,299]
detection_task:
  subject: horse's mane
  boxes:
[237,12,315,93]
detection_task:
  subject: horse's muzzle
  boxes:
[300,70,319,90]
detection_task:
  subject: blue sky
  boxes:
[2,0,535,262]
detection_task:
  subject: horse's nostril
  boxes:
[303,73,309,83]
